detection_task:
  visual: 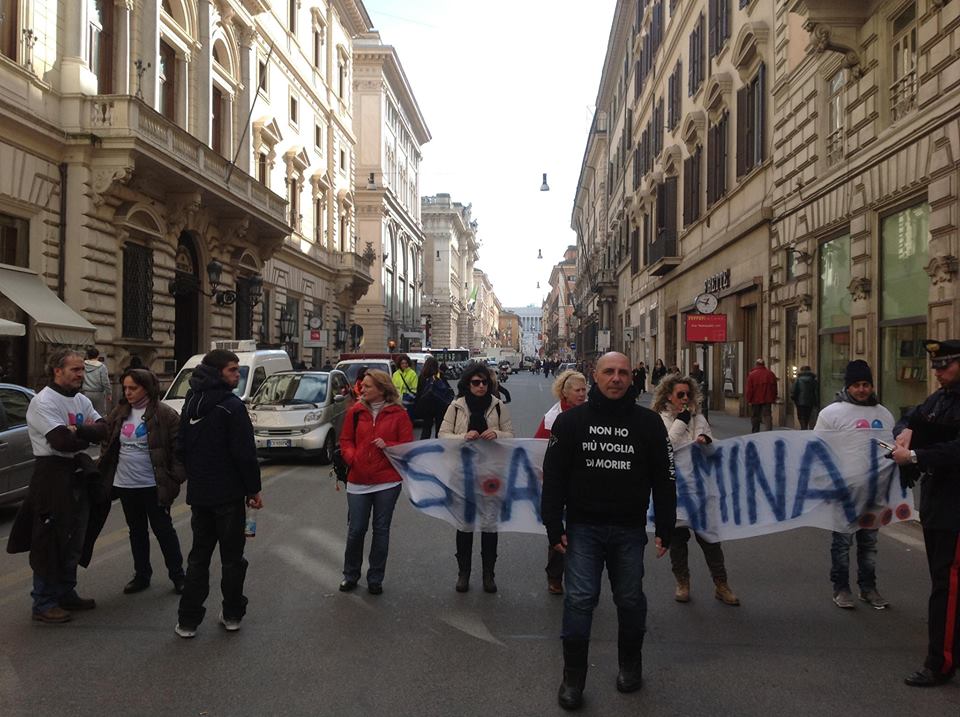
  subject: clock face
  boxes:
[308,317,322,329]
[695,293,718,314]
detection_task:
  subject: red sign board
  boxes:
[685,313,727,343]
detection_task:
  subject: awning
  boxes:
[0,264,96,345]
[0,318,25,336]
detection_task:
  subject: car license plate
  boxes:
[266,439,292,448]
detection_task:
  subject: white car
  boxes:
[249,370,351,463]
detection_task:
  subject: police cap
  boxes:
[923,339,960,368]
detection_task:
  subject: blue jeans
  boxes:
[830,529,878,592]
[343,485,401,586]
[562,523,648,643]
[31,487,90,613]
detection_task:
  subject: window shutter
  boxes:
[666,175,678,241]
[756,62,766,164]
[683,156,692,226]
[693,146,701,220]
[631,227,640,274]
[709,0,717,57]
[736,85,748,178]
[720,113,728,196]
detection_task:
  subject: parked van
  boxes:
[162,340,293,414]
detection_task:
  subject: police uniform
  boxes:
[899,339,960,687]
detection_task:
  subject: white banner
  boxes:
[384,430,914,540]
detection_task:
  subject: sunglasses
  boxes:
[674,391,689,399]
[470,379,488,386]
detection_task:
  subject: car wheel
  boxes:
[319,431,335,465]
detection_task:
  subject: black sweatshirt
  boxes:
[541,384,676,547]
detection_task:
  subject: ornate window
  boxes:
[688,13,705,96]
[89,0,114,93]
[890,2,918,122]
[707,112,728,205]
[736,63,766,178]
[159,41,177,121]
[826,69,845,167]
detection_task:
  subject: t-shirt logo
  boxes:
[122,421,148,438]
[68,412,84,426]
[871,419,884,429]
[854,419,870,429]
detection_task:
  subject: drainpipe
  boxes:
[57,162,67,299]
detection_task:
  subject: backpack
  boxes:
[331,410,360,488]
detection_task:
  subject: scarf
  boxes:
[464,391,492,433]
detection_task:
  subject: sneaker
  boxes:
[833,589,856,609]
[859,589,890,610]
[218,612,241,631]
[174,623,197,638]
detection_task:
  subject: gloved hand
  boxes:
[677,409,691,424]
[898,464,919,491]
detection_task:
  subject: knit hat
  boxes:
[843,360,873,387]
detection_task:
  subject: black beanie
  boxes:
[844,360,873,387]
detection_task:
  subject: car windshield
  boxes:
[252,373,328,407]
[336,363,389,383]
[165,366,249,399]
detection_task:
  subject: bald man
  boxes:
[542,352,676,710]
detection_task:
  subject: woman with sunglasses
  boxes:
[534,369,588,595]
[439,361,514,593]
[652,374,740,606]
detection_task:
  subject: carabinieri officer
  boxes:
[892,339,960,687]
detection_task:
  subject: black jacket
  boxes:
[897,383,960,530]
[791,370,819,408]
[541,384,676,546]
[177,363,261,506]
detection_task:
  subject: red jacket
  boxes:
[534,399,572,439]
[340,402,413,485]
[745,366,778,405]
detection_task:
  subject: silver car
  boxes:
[249,370,350,463]
[0,383,36,505]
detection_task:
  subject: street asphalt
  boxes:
[0,371,956,716]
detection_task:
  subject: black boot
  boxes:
[558,638,589,711]
[616,637,644,693]
[481,531,498,593]
[456,530,472,593]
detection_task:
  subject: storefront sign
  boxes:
[598,329,611,351]
[704,269,731,294]
[685,313,727,343]
[302,328,327,348]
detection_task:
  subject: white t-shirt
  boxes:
[26,386,102,458]
[814,400,896,433]
[113,405,156,488]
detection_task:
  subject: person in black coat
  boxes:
[893,339,960,687]
[541,352,676,709]
[414,356,453,439]
[175,349,263,638]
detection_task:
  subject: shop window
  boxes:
[880,202,929,416]
[818,233,851,401]
[122,243,153,340]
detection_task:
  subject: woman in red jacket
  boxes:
[338,369,413,595]
[534,369,588,595]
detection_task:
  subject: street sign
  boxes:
[685,313,727,343]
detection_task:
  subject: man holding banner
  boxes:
[541,352,676,711]
[893,339,960,688]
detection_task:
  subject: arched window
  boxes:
[211,37,238,157]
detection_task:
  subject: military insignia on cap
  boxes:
[926,341,941,352]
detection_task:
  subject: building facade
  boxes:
[506,305,544,359]
[471,268,500,354]
[0,0,377,387]
[421,193,478,351]
[573,0,775,417]
[770,0,960,422]
[352,31,430,353]
[543,245,577,360]
[498,311,521,352]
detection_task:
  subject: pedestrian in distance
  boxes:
[391,354,418,419]
[535,369,588,596]
[791,365,819,430]
[175,349,263,638]
[321,359,334,371]
[439,361,514,594]
[7,348,109,623]
[654,374,739,606]
[414,356,454,440]
[99,368,186,596]
[745,358,778,432]
[651,358,667,387]
[689,362,705,388]
[81,346,112,415]
[814,360,894,611]
[892,339,960,687]
[541,352,676,710]
[338,369,413,595]
[636,362,647,394]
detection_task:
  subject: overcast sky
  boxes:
[363,0,617,307]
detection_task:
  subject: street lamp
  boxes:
[540,173,550,191]
[279,307,297,356]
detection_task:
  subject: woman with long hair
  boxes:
[534,369,588,595]
[652,374,739,606]
[651,358,667,387]
[338,370,414,595]
[414,356,453,439]
[98,368,186,594]
[439,361,514,593]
